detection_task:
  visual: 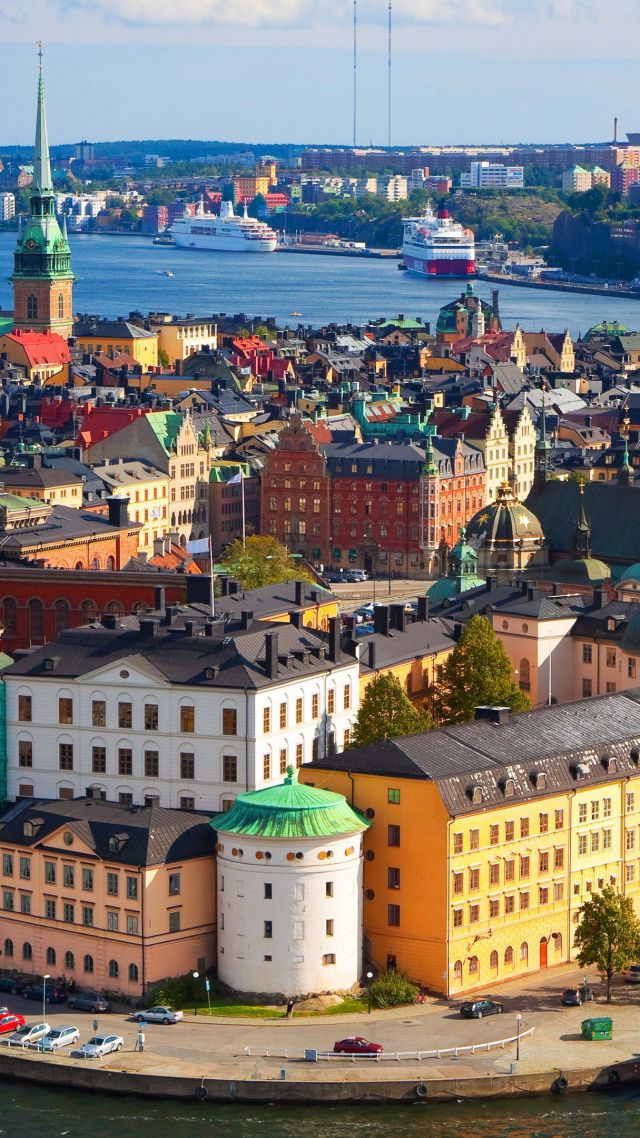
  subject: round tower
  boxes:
[212,768,369,998]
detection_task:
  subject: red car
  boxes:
[0,1013,26,1035]
[333,1036,383,1055]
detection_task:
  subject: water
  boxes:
[0,232,638,336]
[0,1081,638,1137]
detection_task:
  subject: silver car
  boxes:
[8,1022,51,1047]
[40,1025,81,1052]
[78,1034,123,1058]
[135,1006,183,1024]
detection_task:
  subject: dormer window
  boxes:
[108,832,130,853]
[468,785,485,805]
[532,771,546,791]
[574,762,590,781]
[602,755,618,773]
[502,778,515,798]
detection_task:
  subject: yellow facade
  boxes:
[151,318,218,363]
[92,462,170,556]
[0,478,82,509]
[75,331,158,370]
[359,646,452,706]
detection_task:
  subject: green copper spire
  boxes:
[33,43,53,194]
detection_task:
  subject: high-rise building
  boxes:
[461,162,524,189]
[0,192,15,222]
[11,55,74,338]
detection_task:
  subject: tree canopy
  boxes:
[433,614,530,725]
[219,535,313,591]
[351,672,432,748]
[574,886,640,1003]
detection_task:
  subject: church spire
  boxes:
[573,481,592,558]
[33,43,53,195]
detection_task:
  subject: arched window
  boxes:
[4,938,13,958]
[64,951,75,970]
[84,954,94,973]
[106,556,116,572]
[23,942,32,961]
[519,658,531,692]
[75,561,85,570]
[520,941,529,962]
[46,947,56,966]
[54,599,70,636]
[58,293,65,319]
[81,600,97,624]
[128,963,139,983]
[27,295,38,320]
[1,597,17,636]
[453,959,463,982]
[106,600,124,616]
[468,955,479,975]
[505,946,514,965]
[108,959,119,978]
[490,949,498,970]
[28,598,44,642]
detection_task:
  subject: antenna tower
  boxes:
[353,0,357,147]
[388,0,392,150]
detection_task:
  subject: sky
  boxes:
[0,0,638,147]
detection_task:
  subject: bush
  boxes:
[148,972,216,1009]
[370,969,418,1009]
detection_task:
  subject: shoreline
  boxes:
[478,270,640,301]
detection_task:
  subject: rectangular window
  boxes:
[388,904,400,927]
[118,748,133,776]
[325,880,334,898]
[20,857,30,880]
[264,883,272,900]
[539,887,549,905]
[295,697,303,724]
[107,912,118,932]
[180,706,195,733]
[388,867,401,889]
[144,750,159,778]
[18,694,32,722]
[504,859,515,883]
[263,707,271,734]
[44,860,56,885]
[469,867,480,891]
[603,829,612,849]
[388,824,400,847]
[92,746,106,774]
[279,702,287,729]
[578,834,588,855]
[606,647,616,668]
[327,689,335,715]
[326,918,334,936]
[583,678,592,698]
[223,708,237,735]
[18,740,32,767]
[505,821,514,842]
[520,817,530,839]
[322,954,336,966]
[312,693,319,718]
[223,755,237,782]
[169,911,181,933]
[295,743,303,769]
[58,697,73,725]
[127,915,139,935]
[505,894,515,914]
[629,658,637,680]
[489,863,500,885]
[63,864,74,888]
[388,788,401,805]
[603,798,612,818]
[20,894,31,914]
[489,898,500,918]
[453,872,463,895]
[118,701,132,729]
[82,868,93,892]
[627,792,635,813]
[343,684,351,711]
[539,813,549,834]
[555,809,564,830]
[144,703,158,731]
[626,829,636,851]
[264,920,273,938]
[520,855,530,878]
[45,899,56,919]
[453,832,463,854]
[489,824,499,846]
[553,882,564,902]
[59,743,74,770]
[453,908,463,927]
[591,832,600,853]
[469,903,480,923]
[92,699,106,727]
[591,801,600,821]
[126,876,138,900]
[263,754,271,780]
[63,903,75,923]
[579,803,587,823]
[2,853,12,876]
[107,872,119,896]
[180,753,195,780]
[554,847,565,870]
[539,851,549,874]
[180,796,195,811]
[469,829,479,851]
[520,892,529,911]
[582,643,592,664]
[169,873,181,896]
[279,749,287,776]
[82,906,93,927]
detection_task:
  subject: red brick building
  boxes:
[260,416,332,565]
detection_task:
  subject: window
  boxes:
[603,797,612,819]
[322,953,336,966]
[489,899,500,918]
[144,703,159,731]
[118,701,132,729]
[2,891,14,911]
[223,708,237,735]
[453,908,463,927]
[579,803,587,823]
[129,964,139,983]
[109,960,119,979]
[603,829,612,849]
[279,701,287,730]
[388,904,400,927]
[505,859,515,883]
[489,863,500,886]
[144,750,159,778]
[555,809,564,830]
[520,817,530,838]
[312,693,319,718]
[327,689,335,715]
[58,697,73,725]
[388,867,401,889]
[554,847,564,870]
[505,894,515,915]
[591,832,600,853]
[578,834,588,855]
[325,881,334,898]
[107,912,118,932]
[279,748,287,775]
[326,918,334,937]
[591,800,600,821]
[469,905,480,924]
[539,813,549,834]
[127,876,138,900]
[489,824,499,846]
[107,872,119,896]
[20,895,31,915]
[388,824,400,847]
[469,829,479,850]
[263,707,271,733]
[626,791,635,813]
[343,728,351,749]
[20,857,30,880]
[169,873,181,896]
[180,796,194,811]
[453,833,463,854]
[453,872,463,895]
[44,861,56,885]
[118,748,133,776]
[127,915,139,935]
[18,741,33,767]
[92,700,106,727]
[63,903,74,923]
[180,705,195,733]
[469,868,480,891]
[27,295,38,319]
[295,743,303,768]
[169,911,181,933]
[264,883,273,900]
[92,746,106,774]
[180,753,195,780]
[606,647,616,668]
[626,829,636,851]
[343,684,351,711]
[295,697,303,725]
[59,743,74,770]
[46,947,56,966]
[23,941,33,962]
[264,920,273,939]
[63,864,74,888]
[84,954,94,973]
[18,695,32,722]
[3,938,13,958]
[553,882,564,902]
[262,753,271,780]
[388,788,400,805]
[223,755,237,782]
[582,644,592,664]
[538,851,549,874]
[520,855,530,878]
[505,821,514,842]
[82,906,94,927]
[583,678,592,697]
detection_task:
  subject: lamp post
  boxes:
[366,970,374,1015]
[515,1012,522,1061]
[192,971,199,1017]
[583,975,588,1004]
[42,974,50,1026]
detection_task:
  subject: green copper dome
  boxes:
[211,768,369,839]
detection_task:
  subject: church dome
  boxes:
[619,563,640,584]
[466,482,545,547]
[546,557,611,585]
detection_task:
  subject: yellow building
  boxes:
[302,692,640,996]
[74,319,159,370]
[0,457,83,509]
[356,601,454,707]
[148,315,218,363]
[90,460,170,555]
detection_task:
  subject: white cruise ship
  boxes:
[401,204,475,277]
[169,199,278,253]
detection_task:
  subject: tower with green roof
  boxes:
[213,767,369,997]
[11,47,74,339]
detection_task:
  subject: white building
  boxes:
[4,608,359,813]
[57,192,107,231]
[377,175,409,201]
[461,162,524,189]
[214,768,369,997]
[562,165,593,193]
[0,192,15,222]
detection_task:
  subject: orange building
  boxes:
[0,491,141,571]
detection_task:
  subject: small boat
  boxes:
[290,311,302,317]
[153,233,175,246]
[162,269,174,277]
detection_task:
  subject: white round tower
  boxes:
[213,767,369,998]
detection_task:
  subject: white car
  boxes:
[135,1006,184,1024]
[8,1022,51,1047]
[40,1025,81,1052]
[78,1034,123,1058]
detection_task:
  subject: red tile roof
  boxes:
[76,406,148,450]
[4,330,71,367]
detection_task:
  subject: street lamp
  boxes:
[366,970,374,1015]
[42,974,50,1025]
[192,971,199,1017]
[515,1012,522,1061]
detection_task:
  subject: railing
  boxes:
[244,1027,535,1062]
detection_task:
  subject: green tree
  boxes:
[433,615,530,724]
[220,535,313,591]
[351,672,432,748]
[158,348,171,370]
[574,886,640,1003]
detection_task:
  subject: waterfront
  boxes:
[0,232,638,337]
[0,1082,638,1138]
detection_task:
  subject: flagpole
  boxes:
[241,469,246,548]
[208,534,215,618]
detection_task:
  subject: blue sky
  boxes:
[1,1,638,146]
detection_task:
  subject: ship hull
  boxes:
[172,233,277,253]
[403,253,475,277]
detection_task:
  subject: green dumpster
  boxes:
[581,1017,613,1040]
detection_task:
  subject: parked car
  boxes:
[323,571,344,584]
[40,1025,81,1052]
[78,1034,123,1059]
[333,1036,383,1055]
[625,964,640,984]
[561,988,582,1006]
[7,1022,51,1047]
[135,1006,183,1025]
[0,1013,25,1035]
[0,977,21,996]
[67,992,111,1013]
[21,984,67,1005]
[459,998,504,1019]
[345,569,369,583]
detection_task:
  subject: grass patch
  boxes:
[186,995,369,1018]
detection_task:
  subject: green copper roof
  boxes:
[146,411,184,454]
[211,768,370,839]
[34,57,53,194]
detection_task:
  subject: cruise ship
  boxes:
[169,199,278,253]
[401,204,475,277]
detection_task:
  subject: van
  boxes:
[345,569,369,583]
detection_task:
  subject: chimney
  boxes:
[367,641,377,669]
[204,620,215,637]
[327,615,341,662]
[165,604,178,625]
[343,615,356,636]
[294,580,305,607]
[593,586,606,610]
[101,613,118,630]
[374,606,390,636]
[265,630,279,679]
[220,577,229,596]
[107,495,129,528]
[240,609,253,630]
[390,603,406,633]
[153,537,167,558]
[290,610,304,629]
[139,618,157,638]
[154,586,165,611]
[417,596,429,622]
[184,620,195,637]
[475,705,510,725]
[227,578,239,595]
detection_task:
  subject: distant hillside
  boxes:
[551,210,640,278]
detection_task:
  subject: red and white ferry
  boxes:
[401,204,475,276]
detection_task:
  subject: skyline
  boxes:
[0,2,638,146]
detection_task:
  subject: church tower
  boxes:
[11,48,74,338]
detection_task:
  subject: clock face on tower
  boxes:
[25,238,37,250]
